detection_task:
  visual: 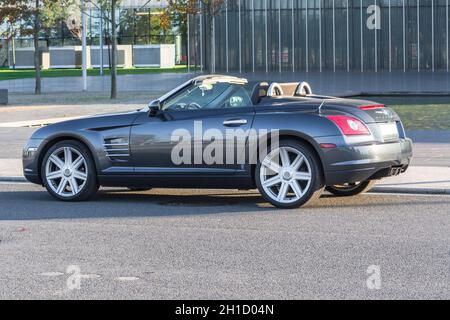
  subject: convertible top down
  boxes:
[23,75,413,208]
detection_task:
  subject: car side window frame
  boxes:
[219,86,253,109]
[162,83,254,111]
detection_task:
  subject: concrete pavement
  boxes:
[371,166,450,195]
[2,71,450,96]
[0,159,23,181]
[0,73,193,94]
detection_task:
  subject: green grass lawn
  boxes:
[358,96,450,131]
[0,65,190,81]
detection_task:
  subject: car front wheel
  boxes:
[41,140,99,201]
[255,140,324,209]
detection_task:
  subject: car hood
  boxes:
[31,110,143,139]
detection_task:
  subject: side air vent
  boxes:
[103,138,130,161]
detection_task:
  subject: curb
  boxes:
[0,176,28,182]
[0,176,448,196]
[341,91,450,98]
[371,186,450,195]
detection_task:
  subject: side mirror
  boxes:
[148,100,161,117]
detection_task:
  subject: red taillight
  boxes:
[359,104,385,110]
[326,116,370,136]
[320,143,337,149]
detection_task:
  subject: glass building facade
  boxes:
[2,1,178,48]
[188,0,450,72]
[0,0,187,66]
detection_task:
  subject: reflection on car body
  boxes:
[23,75,413,208]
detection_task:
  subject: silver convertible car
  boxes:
[23,75,413,208]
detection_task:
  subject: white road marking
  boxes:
[81,274,101,279]
[40,272,64,277]
[115,276,140,282]
[0,117,80,128]
[365,192,449,198]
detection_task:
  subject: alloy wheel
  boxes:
[260,146,312,204]
[45,147,88,197]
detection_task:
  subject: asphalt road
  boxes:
[0,182,449,299]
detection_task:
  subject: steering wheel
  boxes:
[187,102,202,110]
[168,103,187,110]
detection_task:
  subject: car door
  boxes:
[130,82,255,175]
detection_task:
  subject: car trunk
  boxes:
[321,98,405,142]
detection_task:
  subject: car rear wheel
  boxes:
[255,140,324,209]
[326,180,376,197]
[41,140,99,201]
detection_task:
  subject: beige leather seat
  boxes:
[250,82,270,105]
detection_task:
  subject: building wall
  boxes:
[2,1,183,61]
[6,45,175,69]
[189,0,450,72]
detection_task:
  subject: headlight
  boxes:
[23,139,44,158]
[24,147,38,158]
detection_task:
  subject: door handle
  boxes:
[223,119,248,127]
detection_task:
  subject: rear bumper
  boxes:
[323,138,413,185]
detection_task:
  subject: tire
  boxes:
[326,180,376,197]
[41,140,99,201]
[255,139,324,209]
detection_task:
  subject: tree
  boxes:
[0,0,72,94]
[110,0,118,98]
[34,0,73,94]
[33,0,41,94]
[0,1,33,68]
[84,0,120,98]
[84,0,155,99]
[165,0,225,74]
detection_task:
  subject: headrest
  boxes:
[267,83,284,97]
[294,82,313,96]
[251,82,270,105]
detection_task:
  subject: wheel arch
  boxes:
[37,134,99,183]
[251,131,326,187]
